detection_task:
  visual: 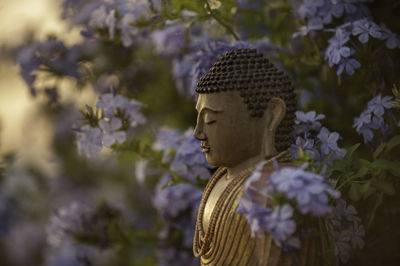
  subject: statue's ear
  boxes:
[266,97,286,132]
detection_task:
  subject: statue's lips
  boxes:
[201,145,210,153]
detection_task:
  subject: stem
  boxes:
[204,0,240,41]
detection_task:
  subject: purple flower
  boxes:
[153,127,210,182]
[156,248,199,266]
[75,125,103,157]
[153,127,182,163]
[326,199,365,264]
[317,127,340,155]
[264,204,298,244]
[151,23,186,56]
[353,94,394,143]
[336,57,361,75]
[325,28,351,66]
[17,39,85,96]
[237,0,263,10]
[153,174,202,247]
[96,93,127,118]
[239,162,341,250]
[367,94,394,116]
[88,5,108,29]
[153,176,202,219]
[98,118,126,147]
[45,202,108,266]
[294,110,325,135]
[353,111,375,143]
[292,110,345,164]
[289,136,320,160]
[381,27,400,49]
[170,128,211,182]
[96,93,146,127]
[118,13,140,47]
[331,0,357,18]
[269,166,340,216]
[238,195,299,249]
[45,242,87,266]
[46,202,91,249]
[63,0,152,46]
[352,18,384,43]
[0,194,15,235]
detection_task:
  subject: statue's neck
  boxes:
[226,154,264,179]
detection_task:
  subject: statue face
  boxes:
[194,91,265,168]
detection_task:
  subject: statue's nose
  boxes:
[193,123,206,141]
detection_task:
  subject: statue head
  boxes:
[193,49,296,169]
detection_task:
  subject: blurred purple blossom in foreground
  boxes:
[153,174,202,248]
[153,127,211,183]
[0,194,14,235]
[63,0,154,46]
[45,202,98,266]
[238,162,340,251]
[353,94,394,143]
[17,38,86,96]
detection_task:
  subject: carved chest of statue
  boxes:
[192,49,322,265]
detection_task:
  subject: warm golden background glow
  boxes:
[0,0,90,173]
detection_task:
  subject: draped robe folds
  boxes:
[193,164,326,266]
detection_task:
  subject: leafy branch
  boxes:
[204,0,240,41]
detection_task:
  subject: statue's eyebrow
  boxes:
[199,107,222,114]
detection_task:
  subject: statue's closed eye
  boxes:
[205,120,216,125]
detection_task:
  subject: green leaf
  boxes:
[371,159,400,177]
[373,142,387,159]
[173,0,205,14]
[332,159,346,173]
[383,135,400,156]
[344,143,360,161]
[352,166,369,179]
[349,183,364,201]
[373,179,395,195]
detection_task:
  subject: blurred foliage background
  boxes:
[0,0,399,265]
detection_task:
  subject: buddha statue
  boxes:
[192,49,323,265]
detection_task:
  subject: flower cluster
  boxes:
[0,194,14,235]
[292,1,400,75]
[238,162,340,250]
[75,92,146,157]
[353,94,394,143]
[45,202,98,266]
[153,174,202,248]
[153,127,211,183]
[291,0,371,34]
[324,26,361,75]
[62,0,159,47]
[17,38,86,96]
[96,92,146,126]
[290,111,346,165]
[326,199,365,264]
[151,22,187,56]
[237,0,264,10]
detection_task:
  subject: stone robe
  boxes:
[193,165,327,266]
